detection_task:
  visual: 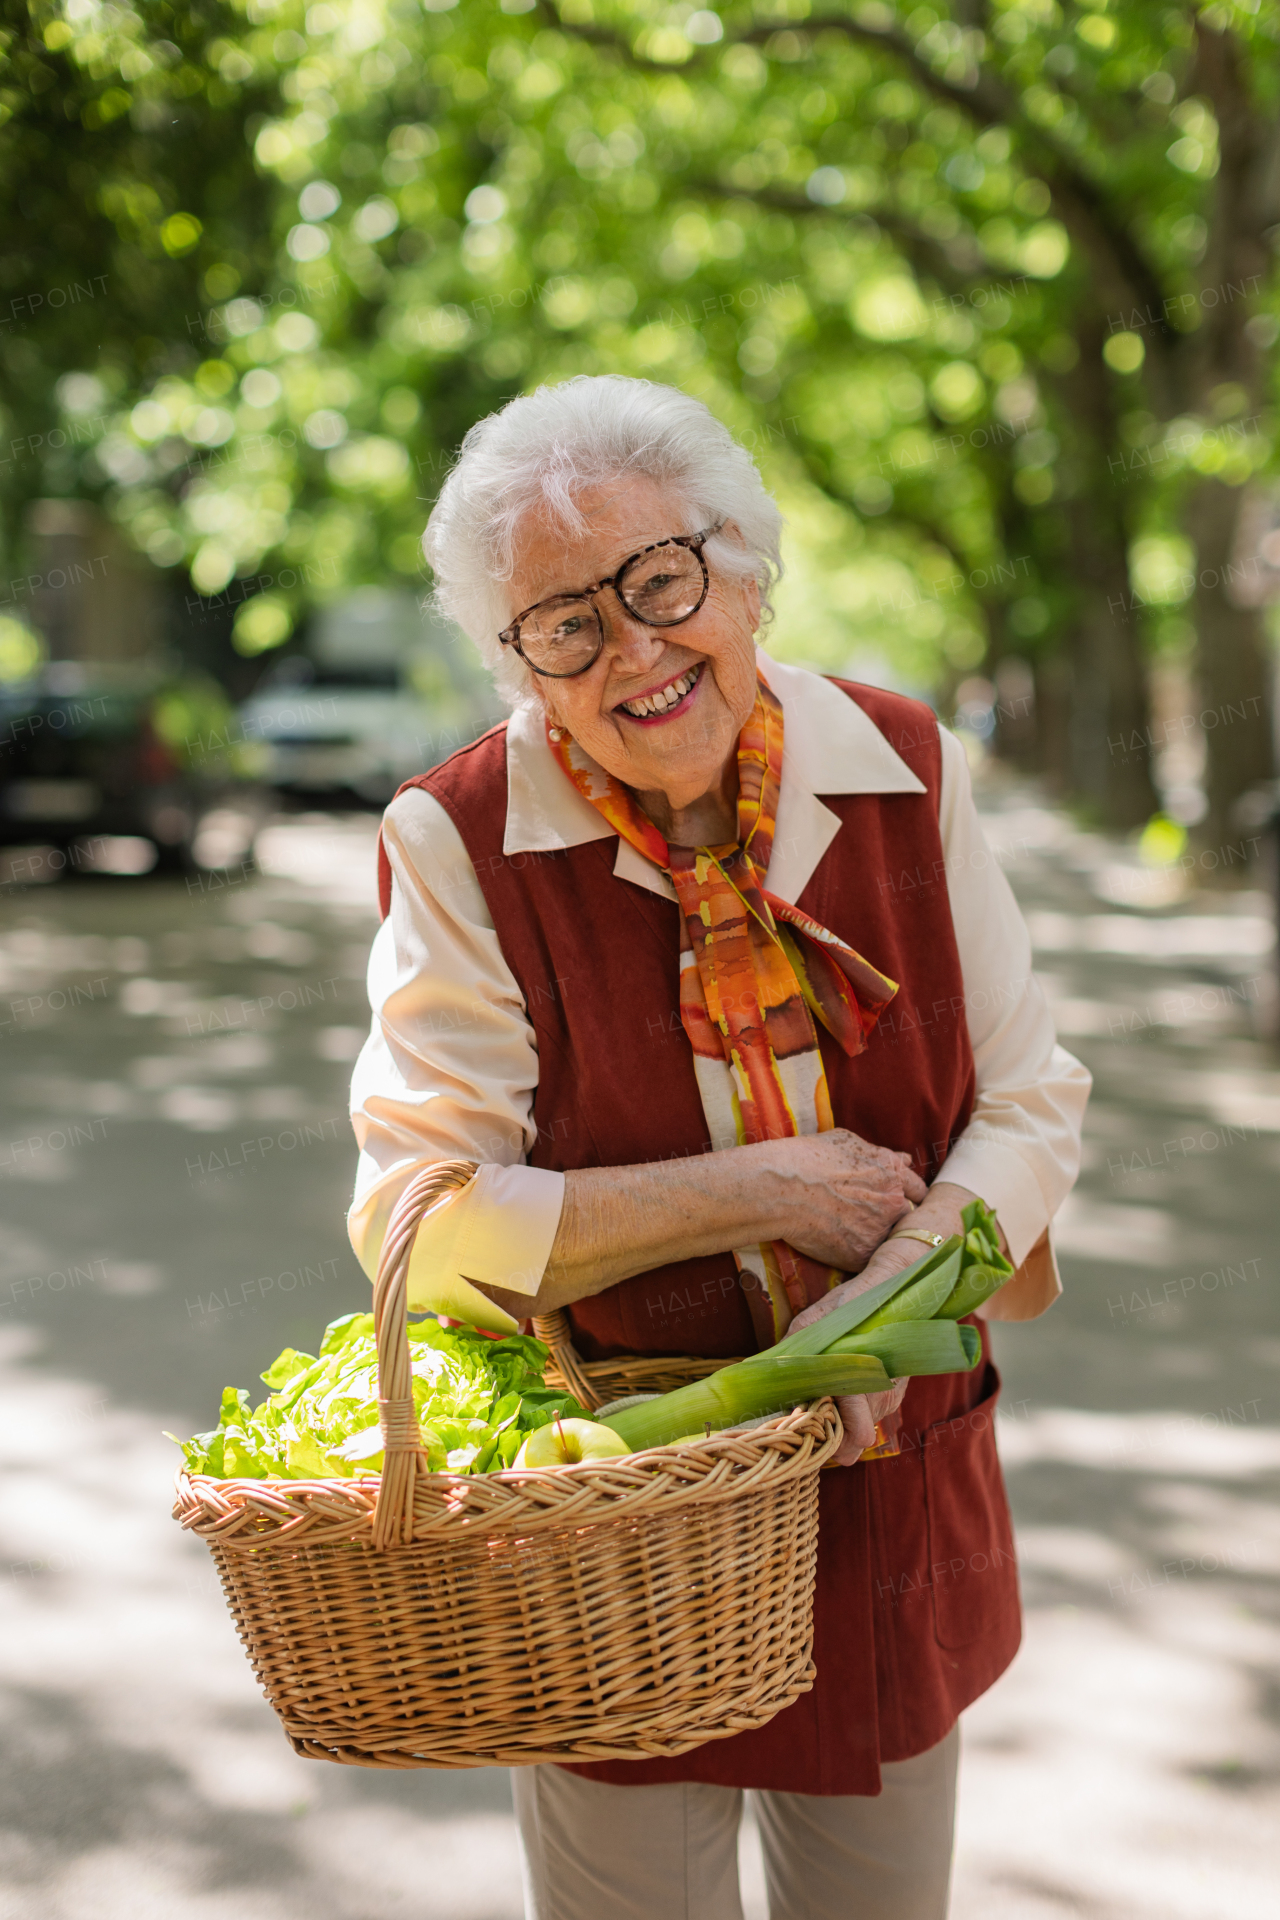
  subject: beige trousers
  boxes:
[512,1723,959,1920]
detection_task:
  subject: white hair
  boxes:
[422,375,784,706]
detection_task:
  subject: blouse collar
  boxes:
[502,650,927,907]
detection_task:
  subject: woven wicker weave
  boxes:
[174,1162,841,1769]
[533,1305,740,1409]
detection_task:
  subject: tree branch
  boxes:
[734,15,1174,350]
[532,0,654,68]
[538,1,1198,392]
[692,175,991,290]
[539,0,1177,364]
[794,437,990,590]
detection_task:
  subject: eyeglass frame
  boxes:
[496,525,721,679]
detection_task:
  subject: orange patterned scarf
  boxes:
[549,676,898,1344]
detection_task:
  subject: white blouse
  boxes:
[347,652,1090,1328]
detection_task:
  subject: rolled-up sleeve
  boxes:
[346,786,564,1319]
[931,726,1091,1316]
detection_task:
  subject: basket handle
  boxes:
[369,1160,603,1544]
[531,1307,602,1412]
[370,1158,478,1549]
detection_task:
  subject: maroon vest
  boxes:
[381,680,1021,1793]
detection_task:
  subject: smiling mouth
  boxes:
[615,662,704,721]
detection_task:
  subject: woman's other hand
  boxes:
[789,1180,989,1466]
[762,1128,928,1274]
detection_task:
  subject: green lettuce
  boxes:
[174,1313,584,1481]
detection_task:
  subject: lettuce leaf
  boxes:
[177,1311,584,1480]
[260,1346,316,1391]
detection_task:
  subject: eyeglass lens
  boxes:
[517,541,706,673]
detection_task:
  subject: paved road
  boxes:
[0,794,1276,1920]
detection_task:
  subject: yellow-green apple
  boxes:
[514,1418,631,1467]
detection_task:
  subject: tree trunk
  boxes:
[1054,490,1157,828]
[1173,23,1277,848]
[1032,650,1072,797]
[1048,328,1157,828]
[1186,475,1274,849]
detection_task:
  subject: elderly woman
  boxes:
[349,376,1089,1920]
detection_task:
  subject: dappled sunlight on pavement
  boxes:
[0,813,525,1919]
[0,1333,523,1920]
[949,780,1280,1920]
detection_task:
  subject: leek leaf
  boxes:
[936,1264,1010,1320]
[854,1248,962,1331]
[938,1199,1015,1317]
[826,1319,981,1377]
[770,1240,960,1357]
[601,1353,892,1452]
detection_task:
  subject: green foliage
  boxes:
[0,0,278,559]
[4,1,1277,805]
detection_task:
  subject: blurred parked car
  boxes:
[235,659,439,806]
[0,660,266,880]
[235,589,501,807]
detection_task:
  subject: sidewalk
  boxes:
[949,783,1280,1920]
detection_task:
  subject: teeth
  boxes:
[621,666,698,718]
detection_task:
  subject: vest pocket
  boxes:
[921,1361,1019,1651]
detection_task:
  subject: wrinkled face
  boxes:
[504,475,760,813]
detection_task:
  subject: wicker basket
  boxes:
[173,1163,842,1770]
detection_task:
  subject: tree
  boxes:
[9,0,1277,839]
[526,0,1280,832]
[0,0,277,558]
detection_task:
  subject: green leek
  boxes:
[826,1320,981,1378]
[597,1200,1009,1454]
[936,1211,1015,1318]
[768,1246,947,1358]
[600,1352,891,1452]
[855,1247,963,1331]
[936,1262,1010,1319]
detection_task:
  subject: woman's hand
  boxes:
[789,1181,987,1466]
[760,1129,927,1274]
[490,1129,927,1317]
